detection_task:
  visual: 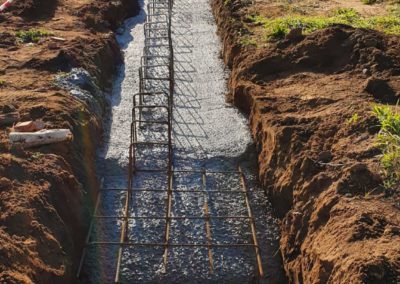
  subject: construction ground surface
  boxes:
[0,0,400,283]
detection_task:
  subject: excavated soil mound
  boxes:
[11,0,58,19]
[212,1,400,283]
[0,154,85,284]
[232,26,400,114]
[0,0,139,283]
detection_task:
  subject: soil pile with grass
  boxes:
[212,0,400,283]
[0,0,139,283]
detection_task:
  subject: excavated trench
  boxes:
[79,0,285,283]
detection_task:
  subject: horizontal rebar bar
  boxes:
[131,141,170,146]
[132,104,170,109]
[87,242,258,248]
[127,169,242,174]
[100,188,247,193]
[92,215,253,220]
[132,119,169,124]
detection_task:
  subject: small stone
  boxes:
[390,226,400,235]
[14,120,45,132]
[300,157,318,177]
[0,111,19,126]
[1,104,16,114]
[364,38,378,48]
[364,77,397,104]
[48,42,58,50]
[318,151,333,163]
[0,177,12,190]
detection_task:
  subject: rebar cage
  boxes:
[77,0,265,282]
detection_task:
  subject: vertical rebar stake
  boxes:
[76,192,102,278]
[202,169,214,274]
[238,166,264,279]
[163,166,174,272]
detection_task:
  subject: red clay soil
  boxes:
[0,0,139,283]
[212,0,400,283]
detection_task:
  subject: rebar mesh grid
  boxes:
[77,0,265,282]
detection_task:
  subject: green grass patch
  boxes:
[15,29,53,43]
[248,8,400,41]
[0,80,6,87]
[239,36,258,47]
[347,113,360,125]
[372,104,400,187]
[391,4,400,17]
[361,0,378,4]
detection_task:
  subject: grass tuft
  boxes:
[239,36,258,47]
[361,0,378,4]
[248,8,400,41]
[347,113,360,125]
[15,29,53,43]
[372,104,400,187]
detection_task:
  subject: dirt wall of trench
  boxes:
[0,0,139,283]
[211,0,400,283]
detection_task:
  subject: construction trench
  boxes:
[2,0,400,283]
[77,0,283,283]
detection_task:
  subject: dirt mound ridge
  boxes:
[246,26,400,77]
[231,26,400,113]
[0,0,140,283]
[78,0,140,30]
[0,154,85,284]
[212,0,400,283]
